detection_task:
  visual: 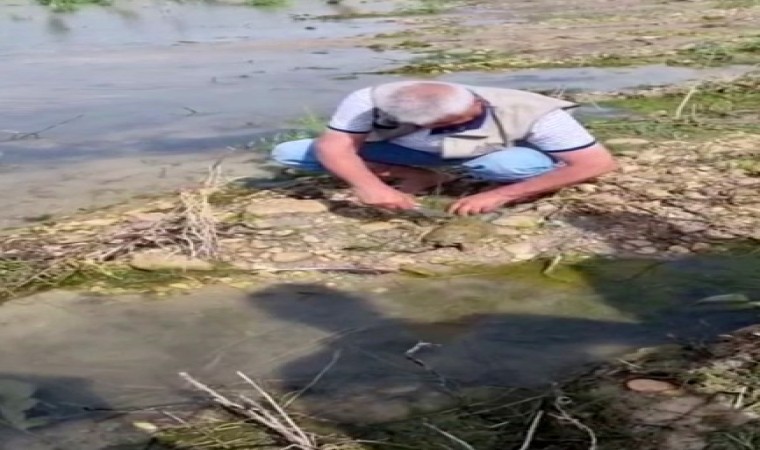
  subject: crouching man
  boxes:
[271,80,617,216]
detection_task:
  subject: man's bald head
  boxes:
[372,81,479,127]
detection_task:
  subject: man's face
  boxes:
[420,99,484,129]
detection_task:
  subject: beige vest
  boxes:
[366,86,578,159]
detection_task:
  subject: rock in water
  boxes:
[626,378,678,394]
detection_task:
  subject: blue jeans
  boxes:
[270,139,557,182]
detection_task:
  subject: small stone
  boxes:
[535,203,560,215]
[704,229,735,240]
[644,188,671,198]
[629,239,654,247]
[668,167,687,175]
[503,242,538,261]
[591,194,626,205]
[626,378,678,394]
[636,246,659,255]
[606,138,651,147]
[675,222,709,234]
[129,251,214,271]
[576,183,598,193]
[168,282,192,290]
[249,240,272,249]
[492,214,542,229]
[683,192,708,200]
[691,242,711,252]
[359,221,397,233]
[132,421,159,433]
[270,252,312,263]
[302,235,321,243]
[372,287,389,294]
[668,245,691,254]
[246,199,328,216]
[273,229,296,237]
[619,164,639,174]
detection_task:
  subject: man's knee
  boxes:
[462,147,557,182]
[270,139,323,171]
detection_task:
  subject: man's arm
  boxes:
[315,130,382,190]
[449,109,618,215]
[489,143,617,200]
[316,130,417,210]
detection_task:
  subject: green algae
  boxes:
[585,72,760,140]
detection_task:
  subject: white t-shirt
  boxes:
[327,87,597,153]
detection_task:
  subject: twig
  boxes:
[235,371,315,448]
[179,372,317,449]
[542,255,563,276]
[282,350,342,408]
[552,396,597,450]
[162,410,235,450]
[423,421,476,450]
[517,410,545,450]
[405,341,459,396]
[674,86,698,120]
[5,114,84,141]
[734,386,747,409]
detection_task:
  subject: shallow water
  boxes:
[0,254,758,449]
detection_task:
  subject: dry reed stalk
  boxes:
[179,372,319,450]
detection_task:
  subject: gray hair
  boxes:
[372,81,476,125]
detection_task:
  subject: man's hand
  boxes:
[448,190,512,216]
[354,185,418,211]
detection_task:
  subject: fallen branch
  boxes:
[282,350,342,408]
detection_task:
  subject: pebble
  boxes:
[246,198,329,216]
[668,167,688,175]
[644,188,671,198]
[636,246,659,255]
[273,229,296,237]
[249,240,273,249]
[492,214,542,229]
[704,229,735,240]
[691,242,711,252]
[591,194,626,205]
[270,252,312,263]
[576,183,598,193]
[359,221,398,233]
[626,378,678,394]
[502,242,538,261]
[668,245,691,254]
[302,235,321,243]
[629,239,654,247]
